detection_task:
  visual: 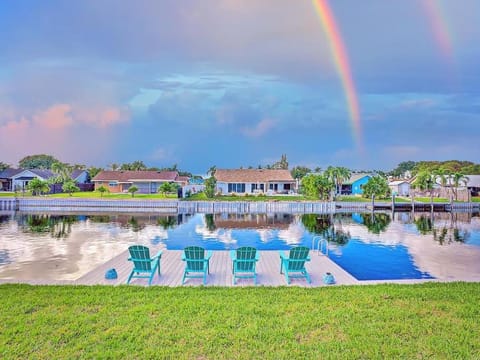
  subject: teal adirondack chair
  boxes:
[230,247,260,285]
[181,246,212,285]
[279,246,311,284]
[126,245,162,286]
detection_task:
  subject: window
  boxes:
[284,184,291,190]
[228,183,245,193]
[109,182,117,186]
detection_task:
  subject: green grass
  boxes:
[1,283,479,359]
[48,192,178,199]
[0,192,17,197]
[472,197,480,203]
[186,192,310,201]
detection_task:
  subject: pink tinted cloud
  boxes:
[0,103,129,164]
[240,118,275,137]
[33,104,73,129]
[75,106,129,128]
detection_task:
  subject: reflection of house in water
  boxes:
[87,213,192,231]
[213,213,294,229]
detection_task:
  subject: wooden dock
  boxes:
[74,250,359,287]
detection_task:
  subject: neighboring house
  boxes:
[215,169,296,195]
[0,168,91,192]
[92,170,187,194]
[340,174,372,195]
[465,175,480,196]
[71,169,90,184]
[10,169,54,192]
[388,180,411,196]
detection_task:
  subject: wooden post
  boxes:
[392,193,395,212]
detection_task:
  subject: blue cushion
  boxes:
[105,268,118,279]
[323,272,335,285]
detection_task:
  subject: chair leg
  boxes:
[285,270,290,285]
[280,260,284,274]
[203,271,207,285]
[148,272,154,286]
[126,270,134,284]
[305,270,311,284]
[182,271,187,285]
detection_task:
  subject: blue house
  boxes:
[341,174,372,195]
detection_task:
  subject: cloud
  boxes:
[240,118,275,138]
[33,104,73,129]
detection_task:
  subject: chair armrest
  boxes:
[205,250,213,260]
[181,253,186,261]
[230,250,236,260]
[255,252,260,261]
[306,255,311,262]
[153,250,163,260]
[279,251,287,260]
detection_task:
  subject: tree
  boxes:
[19,154,59,169]
[128,185,139,198]
[207,165,217,177]
[325,166,351,198]
[51,161,72,184]
[362,176,390,199]
[272,154,288,170]
[158,182,172,195]
[87,166,103,179]
[109,163,119,171]
[451,173,469,201]
[390,161,416,177]
[0,162,9,171]
[204,176,217,198]
[97,185,109,197]
[291,166,311,180]
[27,178,50,196]
[62,181,80,196]
[413,171,435,204]
[301,174,334,200]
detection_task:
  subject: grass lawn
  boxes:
[472,197,480,203]
[43,192,177,200]
[1,283,479,359]
[186,192,310,201]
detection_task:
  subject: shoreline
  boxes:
[0,197,479,214]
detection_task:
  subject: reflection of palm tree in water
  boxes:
[157,215,178,230]
[414,215,434,235]
[360,213,391,234]
[23,214,77,238]
[301,214,350,245]
[205,214,216,232]
[433,213,470,245]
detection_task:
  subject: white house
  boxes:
[215,169,296,195]
[388,180,411,196]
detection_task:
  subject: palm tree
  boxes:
[109,163,119,171]
[51,161,72,184]
[451,173,469,201]
[207,165,217,177]
[325,166,351,199]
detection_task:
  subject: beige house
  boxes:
[215,169,296,195]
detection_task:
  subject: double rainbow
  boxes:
[312,0,363,153]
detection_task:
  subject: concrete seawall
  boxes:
[0,197,478,214]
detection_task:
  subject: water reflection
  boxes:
[0,211,479,281]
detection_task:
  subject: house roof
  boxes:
[465,175,480,188]
[215,169,294,183]
[344,173,371,185]
[0,168,23,178]
[29,169,54,179]
[92,170,179,182]
[70,169,86,180]
[176,176,190,183]
[389,180,410,186]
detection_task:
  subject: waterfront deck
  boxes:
[74,250,358,287]
[75,250,359,287]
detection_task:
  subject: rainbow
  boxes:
[312,0,363,152]
[421,0,455,65]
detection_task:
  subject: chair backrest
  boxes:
[184,246,206,271]
[287,246,309,270]
[128,245,152,271]
[235,247,257,271]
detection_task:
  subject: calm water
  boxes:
[1,211,479,281]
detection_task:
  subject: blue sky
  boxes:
[0,0,479,173]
